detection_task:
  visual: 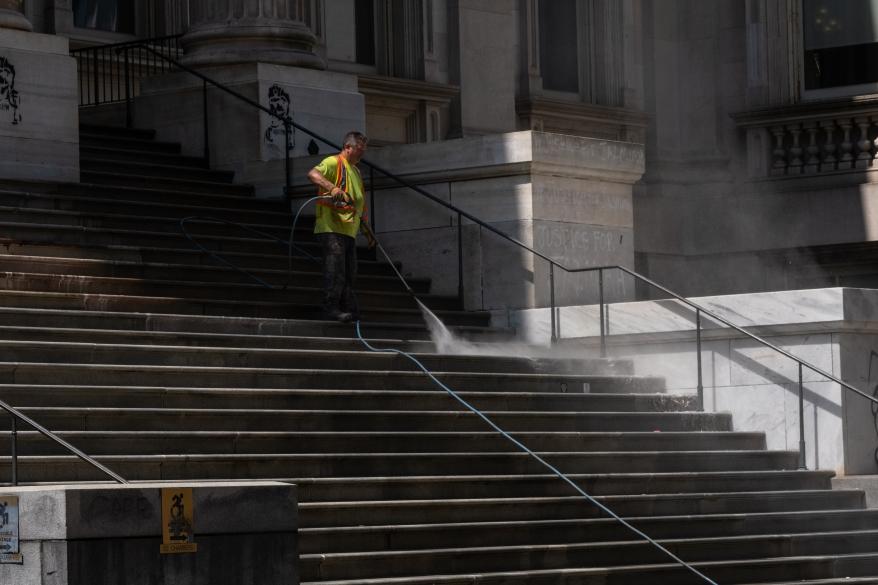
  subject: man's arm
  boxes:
[307,168,348,202]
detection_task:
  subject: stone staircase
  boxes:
[0,124,877,583]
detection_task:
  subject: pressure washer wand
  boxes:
[360,220,416,297]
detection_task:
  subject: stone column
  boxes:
[0,0,33,31]
[182,0,324,69]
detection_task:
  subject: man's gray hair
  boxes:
[343,131,368,148]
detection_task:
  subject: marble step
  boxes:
[0,406,732,433]
[0,255,432,293]
[80,145,208,168]
[80,169,255,196]
[298,490,864,528]
[81,158,236,183]
[0,342,643,377]
[0,450,801,483]
[79,124,157,141]
[299,509,878,554]
[0,289,480,325]
[299,529,878,582]
[0,362,664,393]
[0,307,508,341]
[79,131,180,154]
[0,431,766,457]
[296,551,878,584]
[0,187,293,225]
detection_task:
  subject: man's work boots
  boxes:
[325,310,354,323]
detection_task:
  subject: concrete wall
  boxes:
[0,481,298,585]
[0,28,78,182]
[514,287,878,475]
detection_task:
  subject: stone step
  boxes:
[299,509,878,554]
[0,307,508,341]
[81,158,236,183]
[0,430,766,457]
[297,551,878,584]
[80,145,209,168]
[81,170,255,196]
[0,450,801,482]
[0,219,375,259]
[0,241,396,277]
[79,124,156,140]
[0,187,293,226]
[0,385,678,410]
[299,529,878,582]
[292,469,830,502]
[0,204,300,240]
[0,406,731,433]
[53,181,276,211]
[0,255,432,294]
[0,363,663,394]
[0,289,480,325]
[298,490,864,528]
[0,341,642,377]
[79,132,182,154]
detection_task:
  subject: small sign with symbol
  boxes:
[0,495,22,564]
[160,488,197,554]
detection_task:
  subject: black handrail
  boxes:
[1,398,127,485]
[126,44,877,472]
[71,35,183,108]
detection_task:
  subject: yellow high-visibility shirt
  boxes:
[312,154,367,239]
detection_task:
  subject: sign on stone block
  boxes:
[160,488,197,554]
[0,495,21,564]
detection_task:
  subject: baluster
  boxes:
[770,126,787,176]
[838,119,854,170]
[819,119,837,172]
[787,124,804,175]
[855,116,873,169]
[803,121,820,173]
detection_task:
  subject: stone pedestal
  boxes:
[514,287,878,475]
[133,63,364,197]
[0,28,78,182]
[0,481,298,585]
[181,0,323,69]
[287,131,644,313]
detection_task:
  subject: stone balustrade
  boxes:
[733,96,878,177]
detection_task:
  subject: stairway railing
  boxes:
[98,43,878,585]
[1,398,128,485]
[71,35,183,109]
[119,43,878,475]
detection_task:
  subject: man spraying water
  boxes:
[307,131,375,322]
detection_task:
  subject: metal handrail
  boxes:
[124,44,877,472]
[1,398,127,485]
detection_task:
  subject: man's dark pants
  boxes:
[317,232,359,318]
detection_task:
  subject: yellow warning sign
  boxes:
[160,488,197,554]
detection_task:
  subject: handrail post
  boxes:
[598,269,607,357]
[798,363,807,470]
[457,212,464,303]
[550,262,557,343]
[696,309,704,411]
[10,415,17,486]
[202,80,210,165]
[123,47,132,129]
[284,120,292,201]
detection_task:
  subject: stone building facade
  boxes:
[4,0,878,305]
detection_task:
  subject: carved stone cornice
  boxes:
[358,74,459,105]
[516,96,648,143]
[0,0,32,31]
[732,94,878,127]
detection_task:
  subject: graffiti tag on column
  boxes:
[0,57,21,125]
[264,84,292,147]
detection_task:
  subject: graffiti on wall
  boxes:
[264,84,292,147]
[0,56,21,125]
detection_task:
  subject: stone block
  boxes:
[135,62,363,193]
[0,482,297,585]
[0,28,78,182]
